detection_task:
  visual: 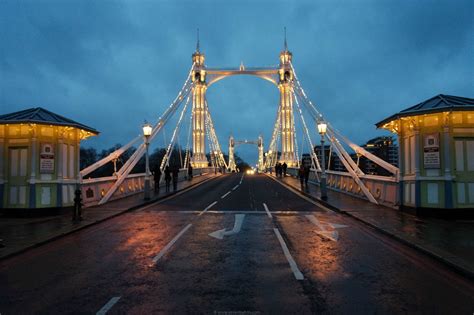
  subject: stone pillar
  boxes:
[413,127,421,208]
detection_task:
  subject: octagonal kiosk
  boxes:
[377,94,474,217]
[0,107,98,214]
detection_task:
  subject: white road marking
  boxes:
[305,214,348,242]
[240,173,244,184]
[221,191,231,199]
[209,214,246,239]
[232,184,239,191]
[266,174,334,213]
[180,210,317,214]
[262,203,273,218]
[198,201,218,216]
[96,296,121,315]
[273,228,304,280]
[152,224,192,263]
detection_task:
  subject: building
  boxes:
[359,136,398,176]
[0,107,98,214]
[376,94,474,217]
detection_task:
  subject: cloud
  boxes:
[1,0,472,165]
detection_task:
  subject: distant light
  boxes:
[317,122,327,135]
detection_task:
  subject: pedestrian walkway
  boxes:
[269,173,474,279]
[0,172,219,261]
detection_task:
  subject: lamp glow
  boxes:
[317,122,327,135]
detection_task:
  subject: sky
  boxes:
[1,0,473,166]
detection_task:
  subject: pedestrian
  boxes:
[187,164,193,181]
[153,165,161,193]
[172,167,179,191]
[278,162,283,177]
[304,166,310,187]
[164,166,171,192]
[282,162,287,177]
[298,164,305,188]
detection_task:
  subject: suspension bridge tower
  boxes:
[191,38,209,168]
[278,37,297,167]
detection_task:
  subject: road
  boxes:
[1,173,473,314]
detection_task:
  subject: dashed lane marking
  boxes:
[152,223,192,263]
[96,296,121,315]
[273,228,304,280]
[262,203,273,218]
[221,191,231,199]
[232,184,239,191]
[198,201,218,216]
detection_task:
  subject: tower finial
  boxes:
[196,28,200,52]
[284,26,288,51]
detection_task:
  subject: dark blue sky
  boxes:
[1,0,473,165]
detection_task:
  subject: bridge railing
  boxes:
[81,167,215,207]
[286,168,399,208]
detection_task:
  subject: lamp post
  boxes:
[317,121,328,200]
[142,122,152,200]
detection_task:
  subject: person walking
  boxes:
[153,165,161,193]
[172,167,179,191]
[187,164,193,181]
[164,166,171,193]
[282,162,287,177]
[298,164,305,189]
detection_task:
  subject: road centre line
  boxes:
[262,203,273,218]
[198,201,218,216]
[221,191,231,199]
[273,228,304,280]
[96,296,121,315]
[152,223,192,263]
[232,184,239,191]
[180,210,318,214]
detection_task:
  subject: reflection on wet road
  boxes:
[0,173,473,313]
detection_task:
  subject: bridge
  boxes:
[79,34,399,208]
[2,34,473,314]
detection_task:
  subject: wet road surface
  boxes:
[0,173,473,314]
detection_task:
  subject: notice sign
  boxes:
[40,143,55,173]
[423,133,440,169]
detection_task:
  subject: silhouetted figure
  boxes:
[298,165,305,189]
[164,166,171,192]
[172,167,179,191]
[153,166,161,193]
[282,162,288,177]
[188,164,193,180]
[304,166,310,186]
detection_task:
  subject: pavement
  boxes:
[269,172,474,280]
[0,173,473,314]
[0,172,218,261]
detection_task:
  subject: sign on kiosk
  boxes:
[40,143,55,173]
[423,133,440,169]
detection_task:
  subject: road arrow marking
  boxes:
[209,214,245,240]
[305,215,348,242]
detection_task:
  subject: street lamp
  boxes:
[142,122,152,200]
[317,121,328,200]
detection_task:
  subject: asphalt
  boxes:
[0,173,473,314]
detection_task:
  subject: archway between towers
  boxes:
[189,47,297,168]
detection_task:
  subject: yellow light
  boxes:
[142,122,152,137]
[317,122,327,135]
